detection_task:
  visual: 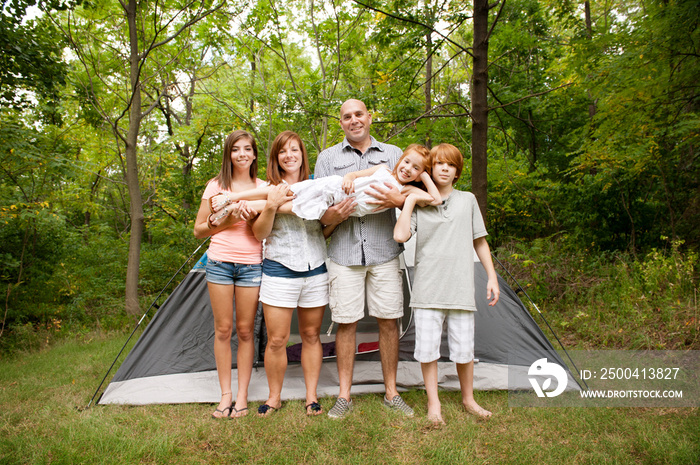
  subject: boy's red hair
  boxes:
[430,143,463,184]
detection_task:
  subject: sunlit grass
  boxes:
[1,333,698,464]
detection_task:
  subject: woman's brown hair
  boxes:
[266,131,310,185]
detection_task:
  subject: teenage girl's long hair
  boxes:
[213,130,259,190]
[266,131,310,185]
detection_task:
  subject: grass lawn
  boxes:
[0,332,698,464]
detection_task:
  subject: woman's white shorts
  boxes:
[259,272,329,308]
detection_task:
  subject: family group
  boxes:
[192,99,501,426]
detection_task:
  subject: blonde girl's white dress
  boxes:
[289,166,401,220]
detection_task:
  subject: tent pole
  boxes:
[491,253,589,390]
[85,238,211,409]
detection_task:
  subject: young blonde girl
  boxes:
[208,144,441,222]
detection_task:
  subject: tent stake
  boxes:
[86,238,210,409]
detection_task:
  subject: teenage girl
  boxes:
[193,130,264,419]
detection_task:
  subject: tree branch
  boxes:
[351,0,474,59]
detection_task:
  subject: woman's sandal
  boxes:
[211,403,233,419]
[211,392,233,419]
[230,403,249,418]
[305,401,323,416]
[257,403,280,417]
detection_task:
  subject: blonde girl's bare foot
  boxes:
[463,400,492,420]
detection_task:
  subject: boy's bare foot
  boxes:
[426,401,444,426]
[427,413,445,426]
[463,400,491,419]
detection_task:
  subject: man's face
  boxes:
[340,100,372,145]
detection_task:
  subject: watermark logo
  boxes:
[528,358,568,398]
[510,351,699,407]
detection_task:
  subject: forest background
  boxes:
[0,0,698,355]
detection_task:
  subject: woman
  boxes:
[193,130,264,418]
[252,130,328,416]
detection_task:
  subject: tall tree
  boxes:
[471,0,490,219]
[48,0,227,315]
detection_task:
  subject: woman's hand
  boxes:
[266,183,294,210]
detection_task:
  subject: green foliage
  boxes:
[496,235,698,350]
[0,0,67,121]
[1,0,698,348]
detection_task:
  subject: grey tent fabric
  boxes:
[99,251,575,405]
[108,268,264,383]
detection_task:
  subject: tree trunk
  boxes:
[585,1,597,119]
[124,0,144,316]
[471,0,489,222]
[424,5,433,149]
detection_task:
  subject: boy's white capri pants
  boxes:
[413,308,475,364]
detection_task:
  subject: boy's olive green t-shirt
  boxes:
[409,190,487,310]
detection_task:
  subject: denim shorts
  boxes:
[205,259,262,287]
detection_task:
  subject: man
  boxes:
[315,99,414,419]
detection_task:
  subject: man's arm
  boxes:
[319,197,357,237]
[366,182,406,211]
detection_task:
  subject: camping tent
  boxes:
[98,241,578,405]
